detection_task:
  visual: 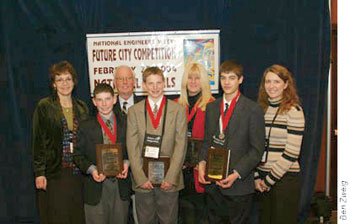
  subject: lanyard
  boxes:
[266,107,280,141]
[143,98,168,152]
[219,91,240,135]
[97,113,117,144]
[186,100,199,124]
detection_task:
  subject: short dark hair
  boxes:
[49,60,78,88]
[142,66,164,82]
[219,60,243,79]
[93,83,114,98]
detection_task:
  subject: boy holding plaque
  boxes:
[127,66,187,224]
[74,83,131,224]
[198,60,265,223]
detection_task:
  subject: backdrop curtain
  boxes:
[0,0,330,223]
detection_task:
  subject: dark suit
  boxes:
[199,94,265,223]
[74,113,132,206]
[114,94,142,144]
[114,94,141,224]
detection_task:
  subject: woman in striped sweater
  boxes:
[255,64,305,224]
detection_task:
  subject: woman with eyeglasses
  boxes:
[175,62,215,223]
[32,61,89,223]
[255,64,305,224]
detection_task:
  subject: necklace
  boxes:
[63,107,72,113]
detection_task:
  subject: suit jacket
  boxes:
[73,112,132,205]
[199,94,265,196]
[114,94,142,141]
[127,98,187,192]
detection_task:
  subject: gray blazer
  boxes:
[199,94,265,196]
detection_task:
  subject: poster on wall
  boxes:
[86,30,220,96]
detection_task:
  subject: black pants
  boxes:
[36,168,85,224]
[206,185,253,224]
[258,172,301,224]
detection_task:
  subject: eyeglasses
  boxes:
[55,77,73,83]
[115,77,133,82]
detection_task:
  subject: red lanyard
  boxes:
[220,91,240,132]
[97,113,117,144]
[186,101,199,124]
[146,96,166,129]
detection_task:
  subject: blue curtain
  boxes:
[0,0,330,223]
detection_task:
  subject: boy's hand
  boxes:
[116,163,129,179]
[140,180,154,190]
[35,176,47,190]
[216,172,239,188]
[92,170,106,182]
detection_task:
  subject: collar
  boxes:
[99,112,114,125]
[148,97,163,109]
[268,96,283,106]
[118,95,134,110]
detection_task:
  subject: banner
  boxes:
[86,30,220,96]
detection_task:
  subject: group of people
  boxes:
[32,59,305,224]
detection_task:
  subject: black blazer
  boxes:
[199,94,265,196]
[74,112,131,205]
[113,94,142,147]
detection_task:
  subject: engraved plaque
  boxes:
[143,156,170,186]
[96,144,123,177]
[206,148,230,182]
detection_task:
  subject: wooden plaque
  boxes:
[96,143,123,177]
[143,156,170,186]
[205,148,230,182]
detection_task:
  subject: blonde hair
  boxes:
[178,63,213,111]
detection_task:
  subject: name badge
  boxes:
[70,142,74,153]
[143,134,162,159]
[68,132,74,153]
[145,146,160,159]
[212,135,225,148]
[260,138,269,163]
[187,131,192,138]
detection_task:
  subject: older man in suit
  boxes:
[198,60,265,224]
[113,65,141,223]
[127,66,187,224]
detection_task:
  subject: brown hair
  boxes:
[93,83,114,98]
[219,60,243,78]
[258,64,300,113]
[142,66,164,82]
[49,60,78,88]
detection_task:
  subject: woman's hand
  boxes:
[35,176,47,190]
[260,180,271,192]
[255,178,270,192]
[255,179,264,192]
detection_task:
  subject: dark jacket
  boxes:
[73,112,132,205]
[199,95,265,196]
[32,95,89,179]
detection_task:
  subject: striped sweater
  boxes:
[255,98,305,187]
